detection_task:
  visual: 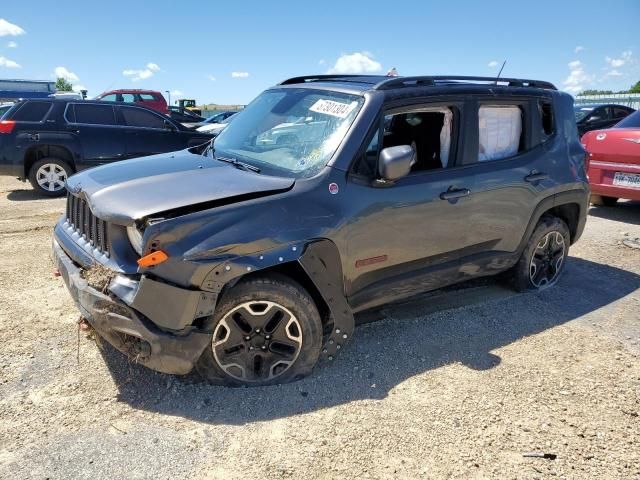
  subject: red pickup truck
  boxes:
[94,89,168,113]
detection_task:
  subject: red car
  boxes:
[582,109,640,205]
[94,89,168,113]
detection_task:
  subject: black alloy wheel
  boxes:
[212,300,303,382]
[528,231,566,288]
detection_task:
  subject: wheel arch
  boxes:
[518,190,588,253]
[545,202,580,242]
[24,144,76,178]
[201,239,354,361]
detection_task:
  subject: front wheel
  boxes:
[510,216,570,292]
[28,157,73,197]
[196,275,323,386]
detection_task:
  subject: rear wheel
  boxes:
[28,157,73,197]
[196,275,323,386]
[510,216,570,292]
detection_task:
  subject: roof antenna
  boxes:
[495,60,507,84]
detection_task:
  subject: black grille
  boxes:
[66,193,110,254]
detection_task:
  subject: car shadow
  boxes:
[6,188,57,202]
[98,256,639,425]
[589,201,640,226]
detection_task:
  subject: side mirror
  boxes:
[379,145,415,181]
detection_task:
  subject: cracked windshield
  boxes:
[213,88,363,177]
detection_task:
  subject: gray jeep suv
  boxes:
[52,75,589,386]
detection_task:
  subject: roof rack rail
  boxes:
[278,74,383,85]
[374,76,557,91]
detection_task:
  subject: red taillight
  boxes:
[0,120,16,134]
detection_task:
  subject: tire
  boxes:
[510,215,570,292]
[28,157,73,197]
[196,274,323,386]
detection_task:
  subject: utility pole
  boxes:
[165,90,171,106]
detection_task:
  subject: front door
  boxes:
[343,104,476,310]
[118,106,184,159]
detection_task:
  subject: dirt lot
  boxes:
[0,176,639,480]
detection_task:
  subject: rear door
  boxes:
[119,105,185,158]
[457,97,558,270]
[65,103,129,167]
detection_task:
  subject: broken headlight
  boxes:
[126,225,144,256]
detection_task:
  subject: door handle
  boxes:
[439,188,470,200]
[524,171,549,182]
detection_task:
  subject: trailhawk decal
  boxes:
[309,99,357,118]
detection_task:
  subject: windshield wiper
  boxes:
[203,140,261,173]
[216,156,261,173]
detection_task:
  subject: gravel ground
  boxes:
[0,176,639,480]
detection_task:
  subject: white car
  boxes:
[196,113,237,134]
[49,91,84,100]
[257,117,327,145]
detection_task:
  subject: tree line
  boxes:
[579,81,640,96]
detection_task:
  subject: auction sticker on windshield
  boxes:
[310,99,357,118]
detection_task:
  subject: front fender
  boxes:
[200,239,354,361]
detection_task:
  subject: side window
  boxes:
[72,104,117,125]
[539,100,554,141]
[139,93,156,101]
[99,94,117,102]
[121,93,136,103]
[121,107,166,129]
[478,105,523,161]
[590,107,608,122]
[353,128,381,177]
[354,107,456,177]
[12,101,52,122]
[382,108,454,172]
[613,107,631,119]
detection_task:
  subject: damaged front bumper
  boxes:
[52,237,213,375]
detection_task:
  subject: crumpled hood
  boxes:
[66,149,295,225]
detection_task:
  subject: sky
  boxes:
[0,0,638,105]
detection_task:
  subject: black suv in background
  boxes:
[574,103,635,136]
[52,75,589,386]
[0,99,213,195]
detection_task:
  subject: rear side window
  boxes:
[613,107,631,119]
[539,100,554,140]
[12,101,52,122]
[120,107,166,129]
[121,93,135,103]
[71,104,117,125]
[139,93,157,101]
[478,106,523,161]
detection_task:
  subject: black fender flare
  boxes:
[200,239,355,361]
[297,240,355,361]
[515,188,589,255]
